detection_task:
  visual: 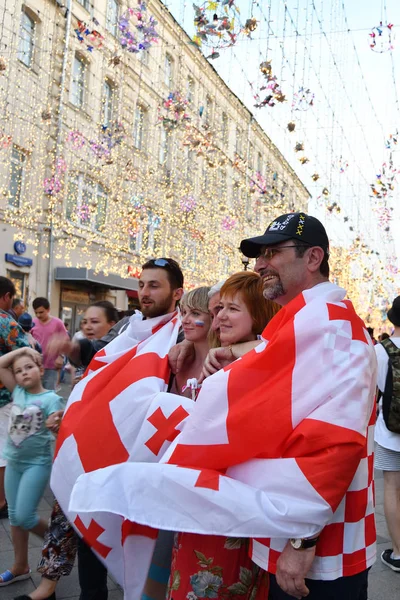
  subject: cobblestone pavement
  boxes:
[0,382,398,598]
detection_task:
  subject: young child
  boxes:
[0,347,63,587]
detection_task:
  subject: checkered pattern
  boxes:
[250,409,377,580]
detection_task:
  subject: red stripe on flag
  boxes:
[121,519,158,545]
[327,300,368,344]
[145,405,189,456]
[55,350,170,472]
[74,516,112,558]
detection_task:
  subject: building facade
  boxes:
[0,0,309,331]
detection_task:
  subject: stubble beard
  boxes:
[140,292,175,319]
[262,280,285,301]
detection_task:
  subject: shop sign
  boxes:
[5,253,33,267]
[61,289,90,304]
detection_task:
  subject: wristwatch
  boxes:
[289,536,320,550]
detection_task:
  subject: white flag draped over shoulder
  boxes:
[51,310,194,596]
[71,282,378,592]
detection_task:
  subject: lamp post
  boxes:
[239,249,250,271]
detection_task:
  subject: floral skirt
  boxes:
[167,533,269,600]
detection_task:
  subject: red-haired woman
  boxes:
[167,272,280,600]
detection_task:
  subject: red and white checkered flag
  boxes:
[70,283,377,593]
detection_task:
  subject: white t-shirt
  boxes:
[374,337,400,451]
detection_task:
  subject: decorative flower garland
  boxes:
[0,132,12,149]
[221,215,236,231]
[192,1,242,49]
[254,60,285,108]
[292,87,314,111]
[118,2,159,54]
[158,91,191,131]
[179,195,197,213]
[75,19,104,52]
[369,22,394,53]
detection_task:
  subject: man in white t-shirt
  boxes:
[375,295,400,572]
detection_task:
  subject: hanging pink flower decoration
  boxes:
[67,130,85,149]
[221,216,236,231]
[179,195,197,213]
[77,203,91,222]
[44,176,62,195]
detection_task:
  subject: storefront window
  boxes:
[7,270,27,304]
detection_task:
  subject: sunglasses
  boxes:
[153,258,170,267]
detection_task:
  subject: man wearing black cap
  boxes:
[237,213,377,600]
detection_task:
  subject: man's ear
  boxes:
[307,247,325,273]
[173,287,184,302]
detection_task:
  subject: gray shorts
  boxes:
[375,443,400,471]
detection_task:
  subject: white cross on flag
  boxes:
[51,311,194,597]
[70,282,378,597]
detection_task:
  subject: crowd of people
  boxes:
[0,212,398,600]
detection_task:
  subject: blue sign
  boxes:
[14,241,26,255]
[5,254,33,267]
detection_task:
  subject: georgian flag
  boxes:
[70,282,377,596]
[51,310,194,596]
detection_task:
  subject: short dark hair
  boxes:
[32,297,50,311]
[292,239,330,278]
[141,258,184,290]
[12,298,22,309]
[0,276,16,299]
[90,301,119,324]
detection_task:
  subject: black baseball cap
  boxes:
[387,296,400,327]
[240,212,329,258]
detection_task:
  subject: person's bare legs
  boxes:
[30,517,49,539]
[383,470,400,555]
[0,525,30,579]
[28,577,57,600]
[0,465,6,510]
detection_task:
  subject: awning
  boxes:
[55,267,139,291]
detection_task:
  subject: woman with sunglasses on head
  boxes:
[167,272,280,600]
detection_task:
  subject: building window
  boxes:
[221,112,228,145]
[164,54,173,87]
[66,175,108,231]
[77,0,91,10]
[7,270,28,304]
[257,152,263,174]
[140,48,150,66]
[70,55,86,108]
[184,147,194,183]
[248,143,254,169]
[18,11,35,67]
[106,0,119,36]
[159,125,171,166]
[9,146,27,208]
[103,80,114,127]
[186,77,194,103]
[236,126,243,156]
[129,209,160,253]
[133,105,147,150]
[204,95,213,127]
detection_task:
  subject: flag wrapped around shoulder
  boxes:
[70,282,378,591]
[51,310,194,595]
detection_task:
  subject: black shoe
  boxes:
[14,595,56,600]
[0,502,8,519]
[381,548,400,572]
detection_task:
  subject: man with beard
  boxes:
[38,258,184,600]
[48,258,184,372]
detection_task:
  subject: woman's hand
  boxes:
[46,334,75,359]
[201,347,235,380]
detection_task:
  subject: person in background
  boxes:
[367,326,377,345]
[0,277,29,521]
[9,299,25,322]
[31,298,68,391]
[374,296,400,573]
[0,347,63,588]
[378,332,390,342]
[18,314,42,354]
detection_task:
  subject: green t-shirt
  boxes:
[3,386,63,465]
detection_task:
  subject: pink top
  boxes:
[32,316,68,369]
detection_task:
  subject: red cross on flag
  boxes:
[51,310,194,593]
[70,283,378,594]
